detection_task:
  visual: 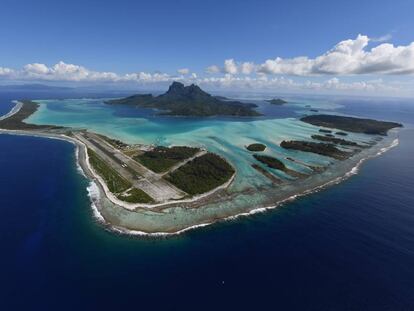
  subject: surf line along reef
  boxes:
[0,85,402,235]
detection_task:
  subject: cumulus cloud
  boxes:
[21,61,119,81]
[224,59,238,74]
[240,62,256,74]
[24,63,50,75]
[206,65,220,74]
[0,67,14,76]
[207,34,414,76]
[177,68,190,75]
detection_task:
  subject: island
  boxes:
[301,114,402,135]
[311,134,362,147]
[0,100,236,206]
[0,100,61,130]
[280,140,351,160]
[253,154,307,178]
[106,81,261,117]
[246,143,266,152]
[266,98,288,105]
[134,146,201,173]
[0,99,402,235]
[319,129,332,133]
[166,153,235,195]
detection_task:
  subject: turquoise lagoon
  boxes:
[26,97,392,233]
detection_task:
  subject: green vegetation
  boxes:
[117,188,153,204]
[97,134,128,149]
[87,148,131,193]
[0,100,61,130]
[253,154,307,178]
[266,98,287,105]
[319,129,332,133]
[89,148,153,203]
[301,114,402,135]
[166,153,235,195]
[106,81,261,117]
[253,154,286,170]
[246,143,266,152]
[311,134,361,147]
[136,146,200,173]
[280,140,351,160]
[336,131,348,136]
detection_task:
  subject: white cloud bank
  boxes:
[0,61,173,83]
[0,60,409,96]
[198,74,398,94]
[1,34,414,96]
[177,68,190,75]
[208,34,414,76]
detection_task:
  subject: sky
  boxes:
[1,0,414,96]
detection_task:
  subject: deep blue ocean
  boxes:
[1,91,413,310]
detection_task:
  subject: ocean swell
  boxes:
[87,181,105,223]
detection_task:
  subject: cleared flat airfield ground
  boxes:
[74,131,190,202]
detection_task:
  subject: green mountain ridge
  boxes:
[106,82,261,117]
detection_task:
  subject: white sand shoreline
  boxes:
[0,100,23,121]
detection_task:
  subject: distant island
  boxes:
[266,98,288,105]
[106,81,261,117]
[0,84,74,92]
[301,114,402,135]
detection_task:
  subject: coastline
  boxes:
[0,100,401,237]
[92,135,399,237]
[0,100,23,121]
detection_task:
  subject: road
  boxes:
[75,131,187,202]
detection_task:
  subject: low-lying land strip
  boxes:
[319,129,332,133]
[88,148,132,193]
[266,98,287,105]
[253,154,307,179]
[301,114,402,135]
[281,140,351,160]
[166,153,235,195]
[135,146,200,173]
[75,131,186,202]
[311,134,363,147]
[246,143,266,152]
[0,101,23,121]
[0,100,61,130]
